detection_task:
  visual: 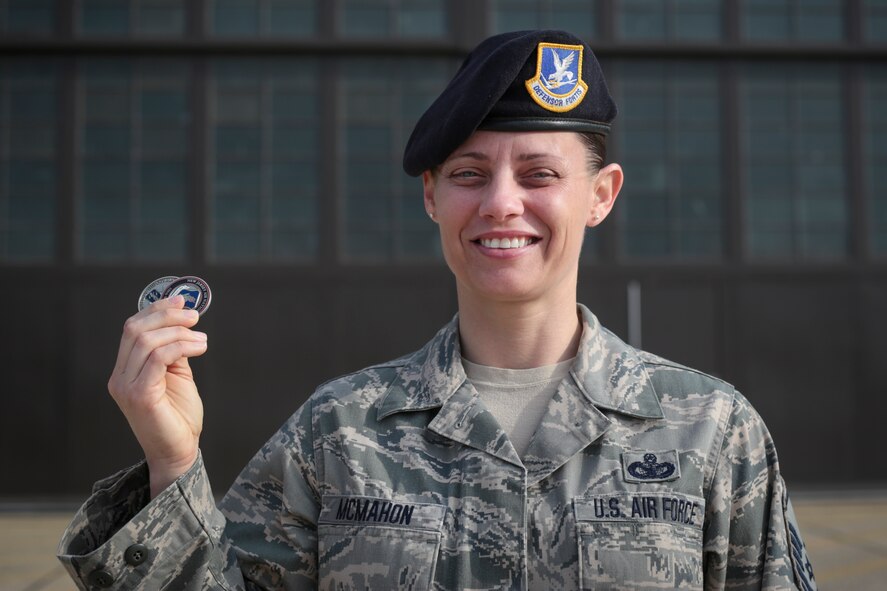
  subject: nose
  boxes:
[477,174,524,221]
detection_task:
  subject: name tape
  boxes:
[319,495,446,532]
[575,492,705,529]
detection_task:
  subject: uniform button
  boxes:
[87,568,114,588]
[124,543,149,566]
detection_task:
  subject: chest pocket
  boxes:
[317,495,446,591]
[574,492,704,590]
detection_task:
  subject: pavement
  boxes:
[1,492,885,590]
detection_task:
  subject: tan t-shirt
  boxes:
[462,357,574,458]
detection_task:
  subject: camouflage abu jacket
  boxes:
[58,304,816,590]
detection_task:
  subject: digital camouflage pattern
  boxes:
[58,305,816,590]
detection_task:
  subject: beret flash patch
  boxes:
[525,42,588,112]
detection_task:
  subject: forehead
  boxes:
[444,130,585,162]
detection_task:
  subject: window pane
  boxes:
[492,0,540,33]
[398,1,445,37]
[133,227,185,260]
[341,0,389,36]
[742,64,847,259]
[796,1,843,41]
[6,0,54,34]
[613,61,722,259]
[493,0,597,39]
[209,59,319,261]
[80,0,130,35]
[212,0,259,35]
[9,163,54,212]
[141,162,186,222]
[84,125,131,157]
[619,0,666,40]
[268,0,316,36]
[864,0,887,42]
[136,0,185,36]
[78,59,189,261]
[742,0,843,42]
[214,227,260,259]
[673,0,721,41]
[1,64,57,261]
[340,59,451,261]
[618,0,720,41]
[211,0,317,36]
[340,0,445,38]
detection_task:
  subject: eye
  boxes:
[447,168,486,185]
[524,169,559,183]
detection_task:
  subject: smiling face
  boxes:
[423,130,622,308]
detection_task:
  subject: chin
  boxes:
[464,277,544,303]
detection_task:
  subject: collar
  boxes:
[376,304,663,421]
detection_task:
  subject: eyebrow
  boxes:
[450,151,488,161]
[448,151,556,162]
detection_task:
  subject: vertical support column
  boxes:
[847,63,867,261]
[847,0,863,45]
[451,0,489,49]
[846,2,867,261]
[724,0,740,42]
[57,57,75,265]
[318,0,339,266]
[187,0,206,39]
[722,61,741,263]
[187,1,208,265]
[599,0,615,43]
[56,0,74,39]
[190,59,208,265]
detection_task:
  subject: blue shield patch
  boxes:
[524,42,588,112]
[180,289,199,307]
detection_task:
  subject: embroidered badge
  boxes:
[621,450,681,483]
[524,42,588,113]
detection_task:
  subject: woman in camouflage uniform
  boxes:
[59,29,816,591]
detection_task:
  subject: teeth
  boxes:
[480,237,531,249]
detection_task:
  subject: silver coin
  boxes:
[161,275,212,316]
[138,276,179,311]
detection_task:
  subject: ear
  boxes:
[422,170,437,219]
[587,163,623,227]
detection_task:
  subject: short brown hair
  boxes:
[577,132,607,174]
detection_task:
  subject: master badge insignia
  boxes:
[525,42,588,112]
[622,450,681,483]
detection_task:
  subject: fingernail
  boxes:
[184,309,199,319]
[194,331,208,341]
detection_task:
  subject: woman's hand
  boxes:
[107,295,209,498]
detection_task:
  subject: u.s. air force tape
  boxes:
[138,275,212,316]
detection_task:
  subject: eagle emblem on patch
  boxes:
[525,42,588,112]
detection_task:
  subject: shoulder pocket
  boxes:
[318,495,445,591]
[574,492,704,590]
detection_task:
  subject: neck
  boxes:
[456,289,582,369]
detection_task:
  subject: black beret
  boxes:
[402,29,616,177]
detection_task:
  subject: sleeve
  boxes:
[702,391,817,591]
[56,400,321,590]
